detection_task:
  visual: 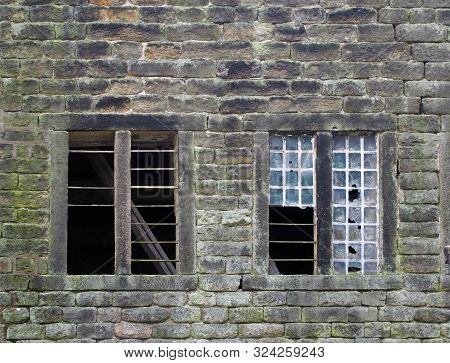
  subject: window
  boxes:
[49,129,199,276]
[269,135,316,275]
[267,133,381,276]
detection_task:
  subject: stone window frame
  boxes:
[48,123,196,276]
[252,118,398,275]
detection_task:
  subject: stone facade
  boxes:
[0,0,449,342]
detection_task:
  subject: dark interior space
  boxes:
[67,145,115,275]
[269,206,315,275]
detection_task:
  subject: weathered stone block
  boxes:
[46,323,76,340]
[112,292,152,307]
[264,307,301,323]
[114,322,152,339]
[77,323,114,340]
[7,324,45,340]
[122,307,170,323]
[302,307,348,322]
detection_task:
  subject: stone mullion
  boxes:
[114,130,131,275]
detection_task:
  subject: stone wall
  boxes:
[0,0,449,342]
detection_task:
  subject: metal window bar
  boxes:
[130,144,178,274]
[87,152,176,275]
[268,135,317,275]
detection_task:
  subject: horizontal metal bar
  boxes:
[131,186,177,189]
[68,204,114,207]
[131,223,178,226]
[69,150,114,153]
[131,168,176,171]
[68,186,114,190]
[269,223,315,226]
[269,241,316,244]
[133,205,175,208]
[132,241,178,244]
[131,259,179,262]
[270,259,316,262]
[131,150,175,153]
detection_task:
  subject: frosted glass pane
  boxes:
[334,207,346,223]
[334,261,346,274]
[364,189,377,206]
[333,171,346,187]
[300,136,312,150]
[333,189,346,204]
[301,170,313,186]
[349,207,361,223]
[333,225,346,241]
[349,153,361,169]
[364,226,377,241]
[270,171,282,186]
[348,244,361,260]
[333,153,346,168]
[285,153,298,168]
[286,136,298,150]
[333,135,346,151]
[270,188,282,205]
[285,189,299,206]
[364,207,377,224]
[270,136,283,150]
[301,189,313,205]
[348,225,361,241]
[349,135,360,151]
[285,171,298,186]
[364,243,377,259]
[364,171,377,188]
[301,153,313,168]
[364,153,377,169]
[270,153,283,168]
[349,171,361,188]
[364,135,376,151]
[333,244,346,259]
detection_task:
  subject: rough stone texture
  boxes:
[0,0,448,343]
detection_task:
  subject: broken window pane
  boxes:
[332,134,379,275]
[269,135,316,275]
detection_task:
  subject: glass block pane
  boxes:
[349,153,361,169]
[333,153,346,169]
[349,135,361,151]
[333,171,346,187]
[364,189,377,206]
[270,153,283,168]
[270,171,283,186]
[349,207,361,223]
[334,207,346,223]
[333,135,346,151]
[349,171,361,188]
[270,188,283,205]
[285,171,298,186]
[285,189,299,206]
[270,135,283,150]
[364,226,377,241]
[300,136,312,150]
[334,261,346,274]
[333,244,346,259]
[364,135,376,151]
[364,243,378,260]
[364,171,377,188]
[364,153,377,169]
[348,243,361,260]
[301,189,313,205]
[301,153,313,168]
[364,262,377,274]
[348,188,361,205]
[285,153,298,168]
[364,207,377,224]
[301,170,313,186]
[333,225,346,241]
[333,189,346,204]
[348,225,361,241]
[286,136,298,150]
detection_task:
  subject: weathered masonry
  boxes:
[0,0,449,342]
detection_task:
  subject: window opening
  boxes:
[269,135,316,275]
